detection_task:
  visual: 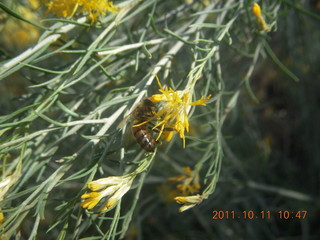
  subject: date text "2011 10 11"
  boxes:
[212,210,307,220]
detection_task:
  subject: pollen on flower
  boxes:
[45,0,119,22]
[149,76,211,148]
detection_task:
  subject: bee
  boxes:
[131,98,158,152]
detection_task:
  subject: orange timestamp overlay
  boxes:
[212,210,308,220]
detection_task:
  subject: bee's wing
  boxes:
[117,113,131,130]
[117,100,138,130]
[117,113,136,150]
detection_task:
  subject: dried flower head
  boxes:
[174,194,208,212]
[149,77,211,148]
[168,167,201,195]
[81,175,134,212]
[45,0,119,22]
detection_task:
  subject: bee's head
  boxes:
[143,98,157,112]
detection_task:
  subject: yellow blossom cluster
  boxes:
[149,77,211,148]
[168,167,205,212]
[81,175,133,212]
[45,0,119,22]
[174,194,208,212]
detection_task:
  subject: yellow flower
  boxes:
[168,167,200,195]
[29,0,40,10]
[0,172,21,201]
[0,209,4,225]
[0,208,7,240]
[252,2,261,17]
[149,77,211,148]
[81,175,133,212]
[45,0,119,22]
[252,3,271,32]
[174,194,207,212]
[0,162,21,231]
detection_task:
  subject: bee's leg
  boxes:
[150,127,174,133]
[147,122,174,133]
[151,126,174,144]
